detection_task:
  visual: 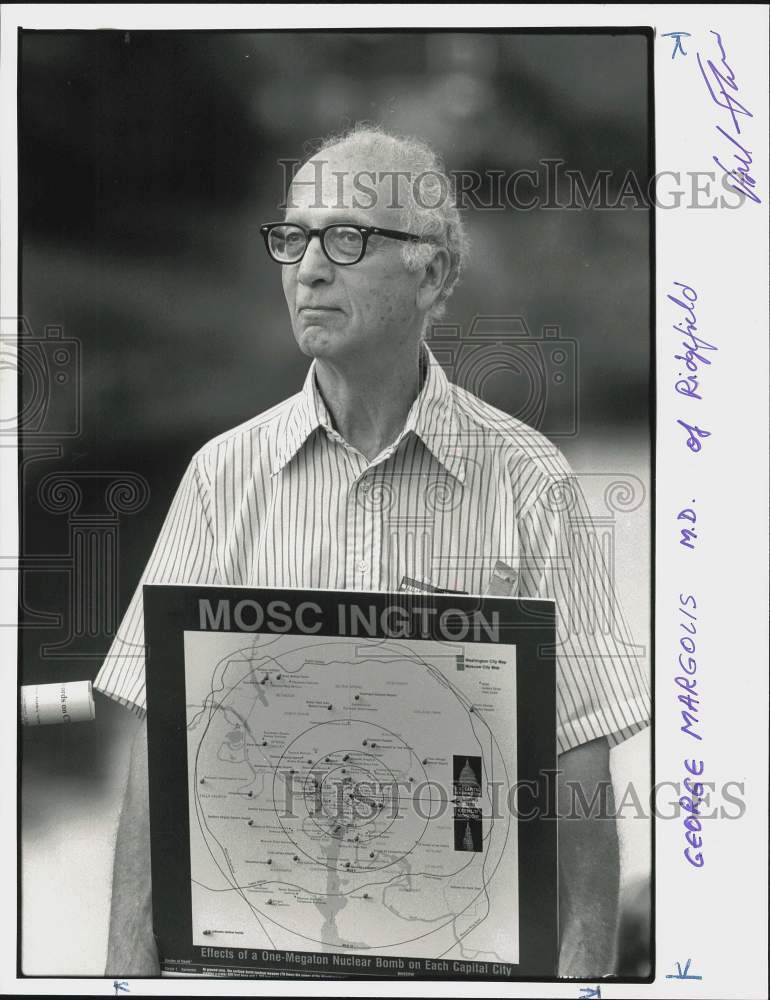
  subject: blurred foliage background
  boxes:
[20,30,650,452]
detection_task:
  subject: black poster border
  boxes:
[144,584,557,980]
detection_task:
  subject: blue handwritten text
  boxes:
[669,282,717,451]
[697,30,761,204]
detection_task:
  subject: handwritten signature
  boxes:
[697,30,761,204]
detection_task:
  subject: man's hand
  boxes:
[104,716,160,976]
[557,736,619,978]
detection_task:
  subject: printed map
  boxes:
[184,631,519,962]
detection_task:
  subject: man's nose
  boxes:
[297,233,334,285]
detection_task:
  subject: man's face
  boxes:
[281,148,426,364]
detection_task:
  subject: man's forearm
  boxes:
[557,736,620,978]
[105,716,159,976]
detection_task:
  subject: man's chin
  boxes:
[294,325,347,359]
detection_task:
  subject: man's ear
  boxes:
[416,247,452,312]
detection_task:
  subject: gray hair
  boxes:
[297,123,470,326]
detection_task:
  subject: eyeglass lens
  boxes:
[268,225,364,263]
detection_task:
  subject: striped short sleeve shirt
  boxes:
[94,344,650,754]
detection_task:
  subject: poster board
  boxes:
[143,584,558,980]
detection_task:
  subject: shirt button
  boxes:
[357,560,368,574]
[360,480,370,493]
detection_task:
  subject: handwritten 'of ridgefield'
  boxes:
[669,282,718,453]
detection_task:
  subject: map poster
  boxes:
[143,584,557,980]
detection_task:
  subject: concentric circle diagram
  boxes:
[274,719,432,874]
[187,635,514,956]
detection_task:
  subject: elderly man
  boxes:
[97,125,649,978]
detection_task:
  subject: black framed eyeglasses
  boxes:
[260,222,434,266]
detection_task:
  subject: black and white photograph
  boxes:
[4,5,768,998]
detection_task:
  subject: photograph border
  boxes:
[4,5,766,999]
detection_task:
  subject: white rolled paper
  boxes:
[20,680,96,726]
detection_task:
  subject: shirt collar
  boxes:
[271,342,465,483]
